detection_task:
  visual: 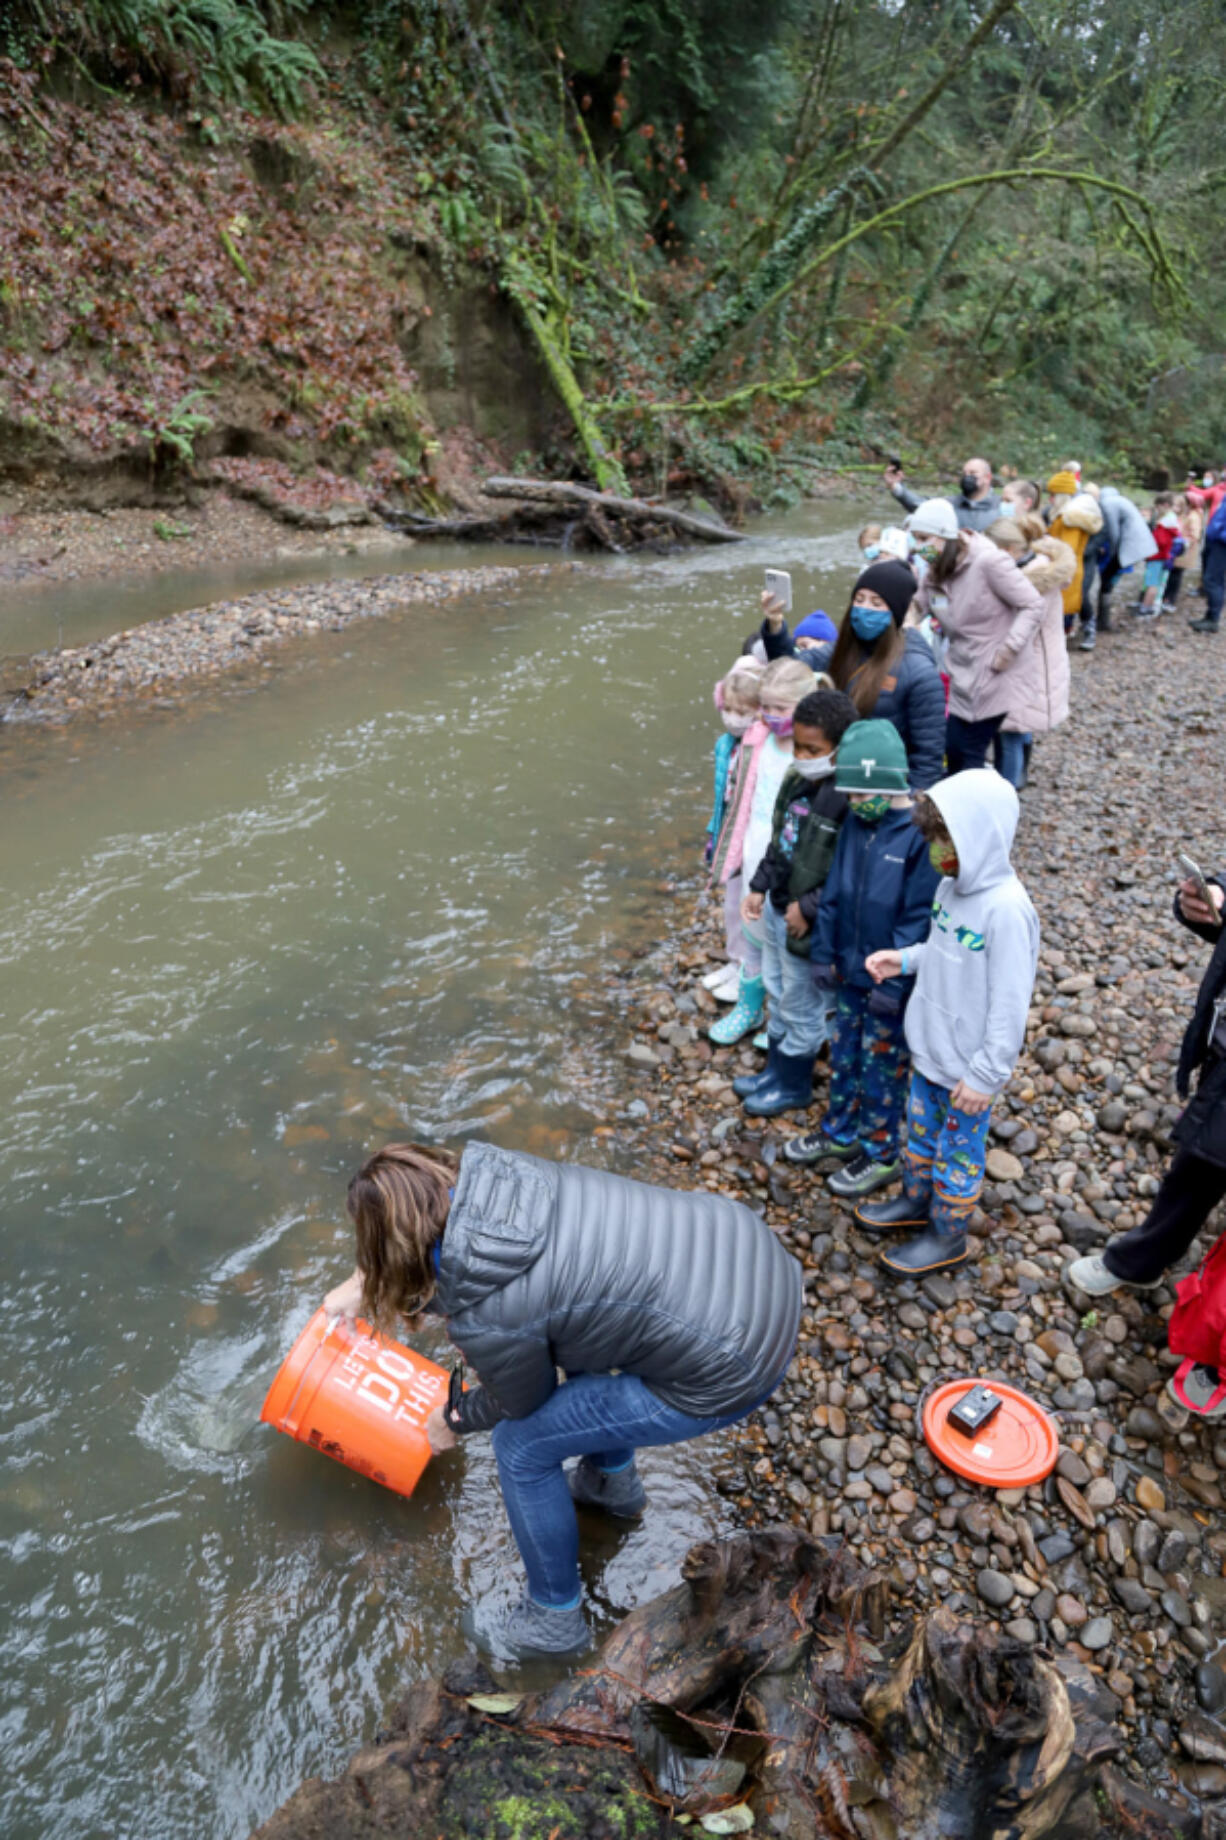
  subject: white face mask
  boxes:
[722,710,753,736]
[792,753,836,780]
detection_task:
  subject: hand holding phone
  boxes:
[763,568,792,613]
[1178,852,1223,929]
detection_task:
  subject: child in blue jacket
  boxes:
[783,718,940,1199]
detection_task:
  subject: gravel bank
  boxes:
[607,612,1226,1812]
[4,564,558,724]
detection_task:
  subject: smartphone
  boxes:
[1179,852,1223,928]
[887,454,902,470]
[763,568,792,612]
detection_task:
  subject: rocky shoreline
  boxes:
[3,563,558,724]
[604,610,1226,1815]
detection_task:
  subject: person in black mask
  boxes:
[884,455,1002,534]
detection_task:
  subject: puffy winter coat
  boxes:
[1000,537,1074,737]
[762,622,945,790]
[1048,492,1103,615]
[1096,487,1155,573]
[436,1142,803,1433]
[811,806,940,992]
[916,532,1045,724]
[709,719,768,885]
[1171,883,1226,1169]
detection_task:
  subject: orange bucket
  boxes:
[261,1308,449,1498]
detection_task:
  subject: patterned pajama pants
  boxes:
[903,1070,993,1235]
[821,983,911,1163]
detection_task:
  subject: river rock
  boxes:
[1081,1617,1113,1652]
[985,1148,1024,1183]
[977,1569,1015,1609]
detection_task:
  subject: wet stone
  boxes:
[977,1569,1015,1609]
[1081,1617,1113,1652]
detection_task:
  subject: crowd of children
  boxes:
[704,542,1041,1277]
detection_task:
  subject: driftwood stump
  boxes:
[377,476,742,551]
[252,1528,1198,1840]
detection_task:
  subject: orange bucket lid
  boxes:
[922,1379,1058,1489]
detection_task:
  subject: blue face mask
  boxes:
[860,544,881,563]
[849,600,894,642]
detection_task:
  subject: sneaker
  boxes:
[782,1128,859,1166]
[567,1457,646,1519]
[461,1596,590,1662]
[1066,1253,1162,1296]
[1169,1359,1226,1419]
[828,1151,900,1198]
[1077,624,1096,652]
[704,962,742,1002]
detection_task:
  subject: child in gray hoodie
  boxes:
[854,769,1039,1275]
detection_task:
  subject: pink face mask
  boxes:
[762,712,793,738]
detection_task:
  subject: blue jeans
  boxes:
[491,1371,775,1608]
[994,730,1029,788]
[946,710,1005,774]
[761,900,833,1056]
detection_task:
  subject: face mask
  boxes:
[960,472,981,498]
[722,710,753,736]
[792,753,836,780]
[762,712,793,738]
[850,601,894,642]
[913,540,942,564]
[929,841,958,875]
[860,544,880,563]
[852,794,891,824]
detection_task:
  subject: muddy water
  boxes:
[0,500,865,1840]
[0,535,544,666]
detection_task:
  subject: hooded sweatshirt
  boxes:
[903,771,1039,1095]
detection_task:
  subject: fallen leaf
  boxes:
[466,1693,523,1716]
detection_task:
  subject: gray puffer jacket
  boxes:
[435,1142,802,1434]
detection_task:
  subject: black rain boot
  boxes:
[733,1037,782,1098]
[855,1190,930,1236]
[741,1049,817,1118]
[880,1229,970,1276]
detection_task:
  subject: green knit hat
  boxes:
[834,718,910,794]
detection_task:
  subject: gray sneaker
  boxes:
[461,1595,590,1661]
[1066,1253,1161,1296]
[567,1457,647,1518]
[828,1151,900,1198]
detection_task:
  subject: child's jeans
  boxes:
[995,730,1030,789]
[761,902,832,1056]
[724,873,762,976]
[821,983,910,1163]
[902,1070,993,1235]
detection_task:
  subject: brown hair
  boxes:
[347,1142,460,1331]
[911,792,953,846]
[825,603,906,718]
[927,530,967,589]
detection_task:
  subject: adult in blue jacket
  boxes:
[782,718,941,1198]
[761,561,945,788]
[1191,496,1226,635]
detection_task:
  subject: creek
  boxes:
[0,499,865,1840]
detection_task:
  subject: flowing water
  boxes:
[0,499,864,1840]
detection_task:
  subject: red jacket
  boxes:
[1152,518,1183,564]
[1187,481,1226,519]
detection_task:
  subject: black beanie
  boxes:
[851,559,916,627]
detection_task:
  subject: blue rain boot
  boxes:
[742,1049,816,1118]
[733,1036,782,1098]
[709,972,765,1046]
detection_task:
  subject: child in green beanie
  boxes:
[784,718,941,1198]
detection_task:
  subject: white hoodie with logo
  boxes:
[904,770,1039,1095]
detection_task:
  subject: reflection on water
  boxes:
[0,501,864,1839]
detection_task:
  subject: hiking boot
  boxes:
[1066,1253,1162,1296]
[461,1596,590,1662]
[1078,622,1096,651]
[880,1229,969,1276]
[782,1127,859,1166]
[741,1049,816,1118]
[567,1457,647,1518]
[828,1151,900,1198]
[1190,618,1221,635]
[854,1191,929,1236]
[733,1039,781,1097]
[708,972,764,1046]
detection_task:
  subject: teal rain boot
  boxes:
[709,972,765,1046]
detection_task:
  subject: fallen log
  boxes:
[250,1527,1197,1840]
[482,476,743,545]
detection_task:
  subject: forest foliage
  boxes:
[2,0,1224,496]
